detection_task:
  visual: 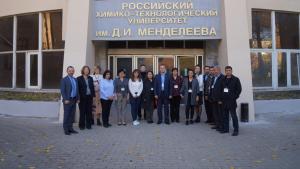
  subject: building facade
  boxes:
[0,0,300,122]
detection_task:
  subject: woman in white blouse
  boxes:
[129,69,143,126]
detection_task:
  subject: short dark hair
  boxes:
[103,70,112,79]
[171,68,178,72]
[81,65,90,75]
[187,69,194,77]
[204,65,210,69]
[225,66,232,70]
[131,69,141,81]
[140,64,146,68]
[66,66,74,71]
[118,69,126,75]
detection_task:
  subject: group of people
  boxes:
[60,64,242,136]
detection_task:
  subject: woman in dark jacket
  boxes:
[169,68,183,123]
[180,69,199,125]
[142,71,155,123]
[77,66,95,130]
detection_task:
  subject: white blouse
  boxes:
[196,74,204,92]
[129,79,143,97]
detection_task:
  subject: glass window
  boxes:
[16,53,26,88]
[128,41,146,48]
[251,10,272,49]
[108,41,126,48]
[177,56,195,76]
[0,54,13,87]
[251,52,272,87]
[277,52,287,87]
[165,40,183,48]
[29,54,38,86]
[148,41,164,48]
[42,52,64,89]
[17,14,39,50]
[42,11,64,50]
[0,17,13,52]
[109,56,114,77]
[291,53,300,86]
[276,12,300,49]
[185,40,204,49]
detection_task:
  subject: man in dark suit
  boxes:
[209,65,225,132]
[203,66,214,124]
[220,66,242,136]
[60,66,80,135]
[154,64,171,125]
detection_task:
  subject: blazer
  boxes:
[142,78,155,101]
[60,76,80,102]
[180,77,199,105]
[154,73,171,97]
[77,76,95,99]
[209,74,225,102]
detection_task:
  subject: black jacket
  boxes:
[221,75,242,108]
[209,74,225,102]
[204,74,214,96]
[77,76,95,99]
[142,78,155,101]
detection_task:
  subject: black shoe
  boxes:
[86,127,92,130]
[211,126,218,129]
[69,129,78,134]
[79,127,85,130]
[103,125,109,128]
[157,121,162,125]
[194,117,200,123]
[97,119,102,126]
[91,119,94,125]
[108,123,112,127]
[165,121,170,125]
[232,132,239,136]
[190,120,194,124]
[64,131,71,135]
[220,130,229,134]
[185,121,189,125]
[205,120,210,123]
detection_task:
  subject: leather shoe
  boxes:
[64,131,71,135]
[69,130,78,134]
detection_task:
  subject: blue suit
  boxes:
[154,73,171,123]
[60,76,79,132]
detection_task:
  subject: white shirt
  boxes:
[129,79,143,97]
[196,74,204,92]
[91,74,103,92]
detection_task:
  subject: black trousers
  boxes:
[144,97,154,122]
[170,95,181,122]
[63,99,76,132]
[101,99,113,126]
[130,97,141,121]
[79,95,93,129]
[157,92,170,123]
[223,106,239,132]
[185,104,194,120]
[212,102,224,130]
[204,99,214,123]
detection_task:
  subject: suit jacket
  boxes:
[142,79,155,101]
[221,75,242,108]
[209,74,225,102]
[154,73,171,97]
[60,76,80,102]
[180,77,199,105]
[77,76,95,99]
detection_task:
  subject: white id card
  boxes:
[121,87,125,91]
[174,85,178,89]
[211,85,214,89]
[224,88,229,93]
[188,89,193,93]
[150,88,154,91]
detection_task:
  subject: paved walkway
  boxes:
[0,107,299,169]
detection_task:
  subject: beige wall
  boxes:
[219,0,255,121]
[246,0,300,38]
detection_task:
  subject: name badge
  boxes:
[224,88,229,93]
[174,85,178,89]
[121,87,125,91]
[188,89,192,93]
[151,88,154,91]
[211,85,214,89]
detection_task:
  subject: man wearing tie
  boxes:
[60,66,80,135]
[154,64,171,125]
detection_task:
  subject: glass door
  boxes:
[136,55,154,72]
[26,52,41,89]
[115,56,133,79]
[177,56,196,77]
[155,55,175,74]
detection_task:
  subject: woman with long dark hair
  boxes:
[142,71,155,123]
